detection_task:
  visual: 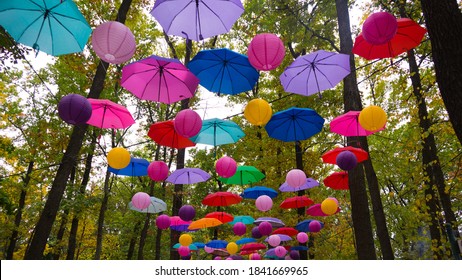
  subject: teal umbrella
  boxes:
[219,165,265,185]
[0,0,92,56]
[190,118,245,147]
[172,243,199,251]
[229,215,255,225]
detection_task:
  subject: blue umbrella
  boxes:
[206,240,228,249]
[241,186,278,199]
[188,48,259,95]
[229,215,255,225]
[192,242,205,249]
[290,246,308,251]
[265,107,325,142]
[190,118,245,147]
[235,237,256,245]
[295,219,325,232]
[108,158,149,176]
[0,0,92,56]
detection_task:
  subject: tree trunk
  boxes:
[6,161,33,259]
[295,141,309,260]
[127,221,141,260]
[24,0,133,259]
[335,0,377,259]
[52,210,68,260]
[137,181,155,260]
[94,170,113,260]
[419,0,462,144]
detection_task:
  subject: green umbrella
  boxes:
[219,165,265,185]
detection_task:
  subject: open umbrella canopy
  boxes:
[241,186,278,199]
[280,50,350,97]
[173,243,198,251]
[188,218,223,230]
[187,48,259,95]
[229,215,255,225]
[129,196,167,214]
[148,120,196,149]
[202,192,242,207]
[235,237,257,245]
[190,118,245,147]
[169,216,192,232]
[205,211,234,223]
[219,165,265,185]
[330,111,384,137]
[108,158,149,176]
[321,146,369,164]
[279,196,315,209]
[254,217,285,228]
[206,240,228,249]
[306,203,341,216]
[0,0,92,56]
[323,171,349,190]
[353,18,427,60]
[295,219,325,232]
[166,167,211,184]
[241,243,267,252]
[265,234,292,242]
[151,0,244,41]
[265,107,325,142]
[279,178,319,192]
[121,55,199,104]
[272,227,299,236]
[86,99,135,129]
[290,246,308,251]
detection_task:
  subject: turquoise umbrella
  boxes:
[190,118,245,147]
[0,0,92,56]
[229,215,255,225]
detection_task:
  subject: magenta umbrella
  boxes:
[306,203,340,217]
[330,111,384,137]
[279,178,319,192]
[121,55,199,104]
[166,167,211,184]
[86,99,135,129]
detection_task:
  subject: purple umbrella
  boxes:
[265,234,292,242]
[121,55,199,104]
[280,50,350,97]
[150,0,244,41]
[279,178,320,192]
[254,217,285,228]
[166,167,211,184]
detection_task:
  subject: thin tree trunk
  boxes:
[138,180,155,260]
[336,0,377,259]
[24,0,133,259]
[6,161,34,259]
[420,0,462,145]
[52,209,68,260]
[127,221,141,260]
[295,141,309,260]
[94,170,113,260]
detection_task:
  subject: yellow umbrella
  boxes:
[188,218,223,230]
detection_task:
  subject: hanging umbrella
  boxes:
[279,178,319,192]
[108,158,149,176]
[323,171,349,190]
[330,111,385,137]
[295,219,324,232]
[0,0,92,56]
[229,215,255,225]
[188,48,259,95]
[121,55,199,104]
[218,165,265,185]
[169,216,193,232]
[272,227,299,237]
[205,211,234,223]
[166,167,211,184]
[353,18,427,60]
[202,192,242,207]
[254,217,285,228]
[211,249,230,257]
[280,50,350,97]
[306,203,341,217]
[86,99,135,129]
[190,118,245,147]
[241,186,278,199]
[147,120,196,149]
[150,0,244,41]
[173,243,199,251]
[241,243,267,252]
[265,107,325,142]
[206,240,228,249]
[192,242,205,249]
[321,146,369,164]
[279,196,315,209]
[188,217,223,230]
[129,196,167,214]
[265,234,292,242]
[290,246,308,251]
[236,237,257,245]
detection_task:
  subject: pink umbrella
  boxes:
[121,55,199,104]
[306,203,340,217]
[330,111,384,137]
[86,99,135,129]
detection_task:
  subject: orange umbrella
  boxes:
[205,211,234,223]
[279,196,314,209]
[321,146,368,164]
[187,218,223,230]
[202,191,242,206]
[323,171,349,190]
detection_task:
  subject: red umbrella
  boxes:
[205,211,234,223]
[353,18,427,60]
[271,227,299,236]
[202,192,242,207]
[147,120,196,149]
[323,171,349,190]
[321,146,369,164]
[279,196,314,209]
[240,242,267,252]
